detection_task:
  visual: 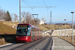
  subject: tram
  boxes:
[16,24,42,42]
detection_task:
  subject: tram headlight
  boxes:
[26,36,28,39]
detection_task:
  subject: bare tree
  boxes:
[41,17,46,22]
[21,11,40,25]
[0,9,7,21]
[0,9,5,20]
[0,9,3,20]
[22,12,26,23]
[34,18,40,25]
[14,13,18,22]
[21,12,32,24]
[26,12,32,23]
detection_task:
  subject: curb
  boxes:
[52,37,54,50]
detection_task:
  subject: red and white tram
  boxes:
[16,24,42,42]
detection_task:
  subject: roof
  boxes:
[18,23,41,30]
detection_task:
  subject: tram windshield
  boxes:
[16,25,31,36]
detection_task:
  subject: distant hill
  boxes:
[46,21,75,24]
[55,23,72,25]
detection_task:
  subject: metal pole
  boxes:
[72,13,74,43]
[32,14,38,26]
[68,29,69,37]
[59,26,60,37]
[37,15,38,27]
[65,19,66,39]
[60,26,61,37]
[44,23,45,36]
[50,11,52,35]
[61,26,62,37]
[19,0,21,23]
[60,27,61,37]
[50,11,52,30]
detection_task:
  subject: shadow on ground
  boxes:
[0,34,16,43]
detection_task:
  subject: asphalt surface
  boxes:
[0,37,53,50]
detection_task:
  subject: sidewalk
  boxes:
[52,37,75,50]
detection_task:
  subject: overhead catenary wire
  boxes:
[43,0,48,20]
[22,0,35,13]
[24,0,44,5]
[43,0,48,8]
[22,0,56,14]
[21,6,56,8]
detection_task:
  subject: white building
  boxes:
[39,20,44,25]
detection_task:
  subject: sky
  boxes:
[0,0,75,23]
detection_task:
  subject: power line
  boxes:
[22,0,35,13]
[25,0,44,5]
[43,0,48,20]
[22,0,56,13]
[21,6,56,8]
[43,0,47,8]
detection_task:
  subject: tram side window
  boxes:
[32,28,35,38]
[39,30,40,36]
[27,27,31,36]
[40,30,42,36]
[37,29,39,38]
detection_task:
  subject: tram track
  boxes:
[0,37,53,50]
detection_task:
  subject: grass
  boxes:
[60,36,75,46]
[0,38,7,45]
[43,24,71,30]
[39,25,48,30]
[3,21,19,27]
[0,21,16,34]
[0,21,17,45]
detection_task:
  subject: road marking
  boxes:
[33,37,48,50]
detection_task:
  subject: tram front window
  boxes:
[16,27,28,36]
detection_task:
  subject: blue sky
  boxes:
[0,0,75,23]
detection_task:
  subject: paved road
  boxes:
[0,37,53,50]
[52,37,75,50]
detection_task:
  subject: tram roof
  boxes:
[18,23,41,30]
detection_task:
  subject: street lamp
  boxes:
[59,25,60,37]
[64,19,66,39]
[71,12,75,43]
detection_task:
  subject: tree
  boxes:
[0,9,3,20]
[41,17,46,22]
[0,9,7,21]
[21,11,40,25]
[26,12,32,23]
[21,12,26,23]
[34,18,40,25]
[21,12,32,23]
[14,13,18,22]
[6,11,11,21]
